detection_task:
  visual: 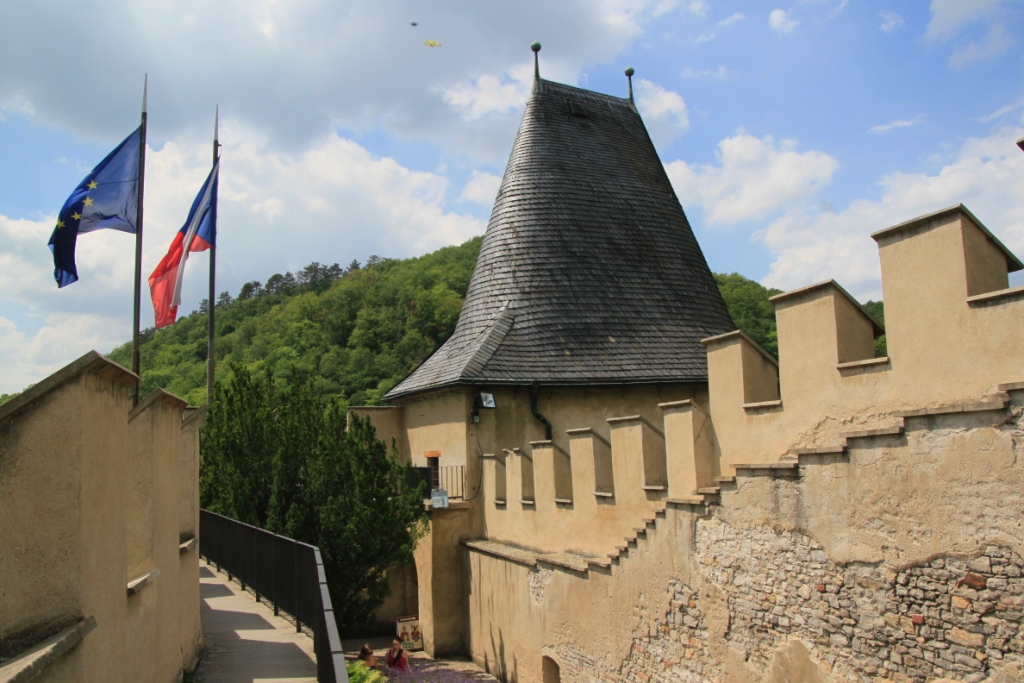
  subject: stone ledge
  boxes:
[179,536,197,554]
[127,568,159,596]
[839,426,904,439]
[789,445,847,456]
[554,498,573,505]
[998,380,1024,392]
[837,357,890,371]
[606,415,665,437]
[895,400,1006,418]
[733,462,799,470]
[593,491,614,498]
[966,284,1024,307]
[696,487,720,495]
[667,495,704,505]
[463,540,537,567]
[0,617,96,683]
[743,400,783,412]
[423,499,471,512]
[713,475,736,484]
[641,485,667,491]
[565,427,610,446]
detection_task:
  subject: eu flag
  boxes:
[47,126,142,287]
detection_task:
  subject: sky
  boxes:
[2,0,1024,393]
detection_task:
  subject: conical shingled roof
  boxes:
[386,77,734,400]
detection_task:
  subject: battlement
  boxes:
[706,203,1024,472]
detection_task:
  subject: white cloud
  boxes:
[459,171,503,206]
[439,63,535,122]
[868,118,921,133]
[634,78,690,147]
[680,66,733,80]
[695,32,717,44]
[949,23,1013,69]
[685,1,709,17]
[769,9,799,34]
[0,125,486,393]
[665,132,837,225]
[718,13,746,26]
[926,0,1011,39]
[759,125,1024,296]
[0,0,669,162]
[880,11,905,32]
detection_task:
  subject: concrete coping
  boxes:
[658,398,694,411]
[743,400,783,412]
[423,500,470,512]
[769,280,884,335]
[565,427,611,447]
[179,537,198,554]
[529,440,569,456]
[182,404,207,428]
[966,284,1024,307]
[127,568,159,596]
[128,387,189,422]
[0,351,136,425]
[871,203,1023,272]
[998,380,1024,392]
[838,426,904,440]
[700,329,779,366]
[0,617,96,683]
[837,357,890,371]
[894,400,1007,418]
[606,414,665,438]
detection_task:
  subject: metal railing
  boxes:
[199,510,347,683]
[410,465,466,500]
[439,465,466,500]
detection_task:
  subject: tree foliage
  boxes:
[200,364,428,628]
[714,273,783,356]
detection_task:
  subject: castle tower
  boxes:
[386,54,732,400]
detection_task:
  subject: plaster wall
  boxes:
[471,385,699,557]
[706,207,1024,473]
[464,390,1024,683]
[0,354,201,682]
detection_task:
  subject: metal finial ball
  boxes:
[531,42,542,52]
[625,66,635,77]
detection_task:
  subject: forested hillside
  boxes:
[105,237,791,407]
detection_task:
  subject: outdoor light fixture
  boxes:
[471,391,497,423]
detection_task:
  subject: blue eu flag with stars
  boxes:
[47,126,142,287]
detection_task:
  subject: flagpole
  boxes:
[207,106,219,405]
[132,74,148,407]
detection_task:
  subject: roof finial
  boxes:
[625,66,635,103]
[532,42,542,81]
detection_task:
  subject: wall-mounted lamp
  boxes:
[472,391,497,423]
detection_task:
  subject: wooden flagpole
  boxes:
[132,74,148,407]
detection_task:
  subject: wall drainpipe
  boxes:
[530,382,553,441]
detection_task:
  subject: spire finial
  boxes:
[625,66,635,103]
[532,42,541,81]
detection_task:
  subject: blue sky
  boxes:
[2,0,1023,392]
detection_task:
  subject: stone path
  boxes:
[195,559,317,683]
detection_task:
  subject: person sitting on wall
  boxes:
[386,638,409,672]
[358,644,379,669]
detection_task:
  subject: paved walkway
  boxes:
[195,559,317,683]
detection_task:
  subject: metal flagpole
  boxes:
[132,74,148,407]
[207,106,219,405]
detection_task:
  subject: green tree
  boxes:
[714,273,782,356]
[200,367,427,630]
[863,300,887,357]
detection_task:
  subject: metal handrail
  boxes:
[199,510,348,683]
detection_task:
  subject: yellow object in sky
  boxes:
[424,40,441,47]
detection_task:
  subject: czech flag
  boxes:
[149,158,219,328]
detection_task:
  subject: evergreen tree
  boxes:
[200,367,428,630]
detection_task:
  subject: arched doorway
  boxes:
[542,656,561,683]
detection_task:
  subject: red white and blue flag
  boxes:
[149,158,219,328]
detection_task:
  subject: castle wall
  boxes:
[464,390,1024,683]
[0,354,201,682]
[705,206,1024,474]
